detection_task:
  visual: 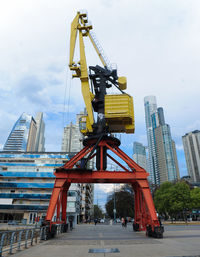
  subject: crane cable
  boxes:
[62,67,72,128]
[66,72,72,124]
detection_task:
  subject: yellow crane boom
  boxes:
[69,11,135,136]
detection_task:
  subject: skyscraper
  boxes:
[182,130,200,183]
[61,113,83,153]
[35,112,45,152]
[144,96,159,185]
[154,122,179,184]
[3,112,45,152]
[144,96,179,185]
[133,142,147,170]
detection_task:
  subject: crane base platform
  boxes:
[45,136,164,239]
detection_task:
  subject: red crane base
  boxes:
[45,136,164,238]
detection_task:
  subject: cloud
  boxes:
[176,144,184,151]
[95,184,114,194]
[0,0,200,179]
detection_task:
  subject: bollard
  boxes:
[9,232,16,254]
[0,233,6,257]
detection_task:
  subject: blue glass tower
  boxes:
[144,96,179,185]
[3,113,36,152]
[144,96,159,185]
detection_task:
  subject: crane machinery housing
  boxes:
[45,11,164,239]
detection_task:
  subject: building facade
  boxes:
[144,96,179,185]
[34,112,45,152]
[133,142,147,170]
[144,96,160,185]
[182,130,200,183]
[3,112,45,152]
[62,111,94,222]
[0,152,81,226]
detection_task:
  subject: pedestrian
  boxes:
[69,216,73,231]
[124,217,127,228]
[121,217,125,228]
[94,218,98,225]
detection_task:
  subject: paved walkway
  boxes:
[12,224,200,257]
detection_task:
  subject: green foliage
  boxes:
[106,185,134,218]
[93,205,103,219]
[169,182,191,216]
[154,182,173,219]
[154,181,200,221]
[190,188,200,209]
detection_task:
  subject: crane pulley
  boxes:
[69,11,134,136]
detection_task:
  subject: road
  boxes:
[12,223,200,257]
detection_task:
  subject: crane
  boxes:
[44,11,164,239]
[69,10,134,137]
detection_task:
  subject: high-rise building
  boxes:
[144,96,159,185]
[144,97,179,185]
[154,123,179,184]
[133,142,147,170]
[61,111,94,221]
[35,112,45,152]
[172,140,180,180]
[3,112,45,152]
[182,130,200,183]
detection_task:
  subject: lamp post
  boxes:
[113,184,116,224]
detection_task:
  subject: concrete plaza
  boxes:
[12,224,200,257]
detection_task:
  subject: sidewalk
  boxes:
[12,224,200,257]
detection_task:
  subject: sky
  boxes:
[0,0,200,208]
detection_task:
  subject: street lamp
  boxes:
[113,184,116,224]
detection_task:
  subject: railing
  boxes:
[0,225,66,256]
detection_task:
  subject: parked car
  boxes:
[100,219,105,223]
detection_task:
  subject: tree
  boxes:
[106,184,134,218]
[154,181,173,220]
[154,181,192,222]
[93,205,103,219]
[169,182,191,221]
[190,187,200,209]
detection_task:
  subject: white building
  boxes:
[35,112,45,152]
[182,130,200,183]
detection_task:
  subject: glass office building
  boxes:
[0,152,81,226]
[144,96,160,185]
[133,142,147,170]
[3,112,45,152]
[144,96,179,185]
